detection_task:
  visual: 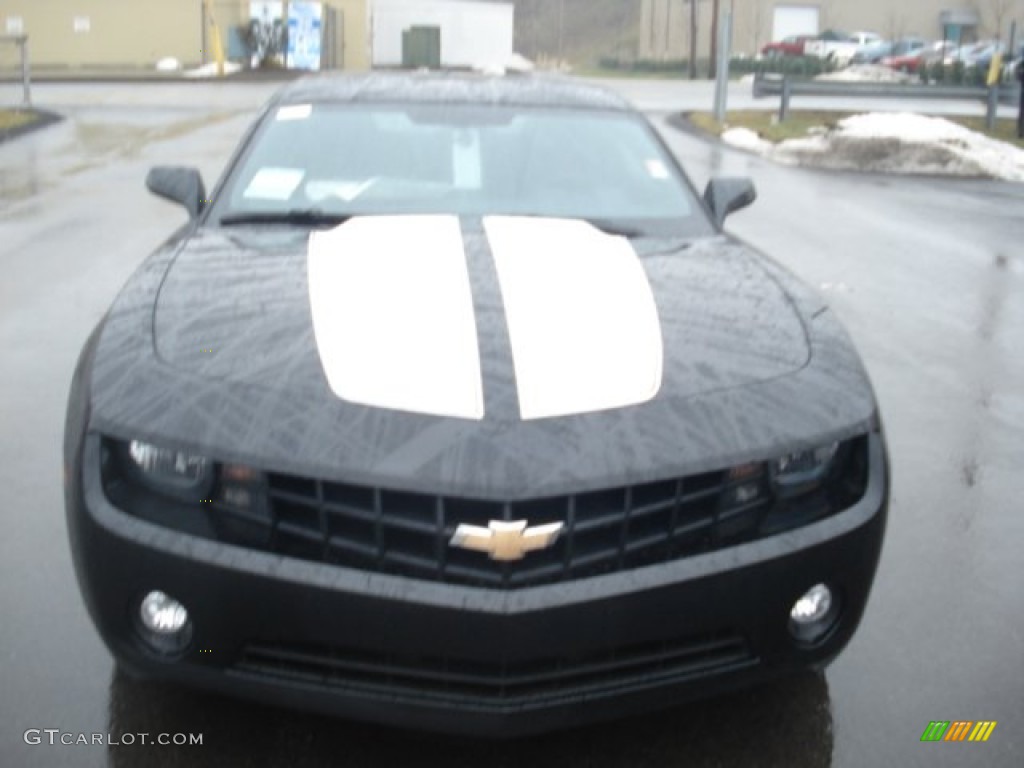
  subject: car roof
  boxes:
[272,71,635,112]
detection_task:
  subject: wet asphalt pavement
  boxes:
[1,80,1022,767]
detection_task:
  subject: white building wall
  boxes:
[371,0,514,68]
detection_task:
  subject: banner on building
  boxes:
[288,2,323,71]
[249,2,286,66]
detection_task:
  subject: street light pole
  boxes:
[713,6,732,121]
[558,0,565,62]
[689,0,698,79]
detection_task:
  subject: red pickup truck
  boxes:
[761,35,815,57]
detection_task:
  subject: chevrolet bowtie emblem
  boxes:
[449,520,564,562]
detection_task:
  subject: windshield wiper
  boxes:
[584,218,646,238]
[217,209,352,227]
[506,212,645,238]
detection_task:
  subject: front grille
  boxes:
[232,632,757,710]
[103,436,868,589]
[235,469,752,587]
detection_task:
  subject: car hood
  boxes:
[90,217,876,498]
[153,218,809,414]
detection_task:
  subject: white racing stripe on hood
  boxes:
[308,216,484,420]
[485,216,664,420]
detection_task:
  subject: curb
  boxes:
[0,108,64,144]
[0,70,304,85]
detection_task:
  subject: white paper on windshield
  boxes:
[305,179,376,203]
[452,130,482,189]
[276,104,312,121]
[242,167,305,201]
[646,159,670,179]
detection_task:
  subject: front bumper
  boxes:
[67,432,887,737]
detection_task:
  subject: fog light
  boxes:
[788,583,838,645]
[791,584,831,623]
[136,590,192,655]
[141,590,188,632]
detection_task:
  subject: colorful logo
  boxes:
[921,721,997,742]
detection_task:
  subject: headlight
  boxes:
[771,442,839,496]
[123,440,213,501]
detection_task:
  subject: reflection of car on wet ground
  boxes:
[64,72,889,737]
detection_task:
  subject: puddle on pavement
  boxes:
[0,110,239,207]
[0,142,45,204]
[0,168,42,201]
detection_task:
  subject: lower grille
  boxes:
[232,633,758,710]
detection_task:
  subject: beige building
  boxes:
[640,0,1023,60]
[0,0,370,71]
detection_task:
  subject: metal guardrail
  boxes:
[0,34,31,107]
[752,73,1017,129]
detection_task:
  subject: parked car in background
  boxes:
[966,41,1006,74]
[1005,44,1024,80]
[851,40,893,65]
[806,30,884,67]
[943,41,994,67]
[761,34,815,58]
[880,39,933,73]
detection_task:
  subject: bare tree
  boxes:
[750,0,765,54]
[886,11,906,42]
[972,0,1020,39]
[819,0,838,32]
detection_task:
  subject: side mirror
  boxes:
[146,166,206,219]
[703,177,757,227]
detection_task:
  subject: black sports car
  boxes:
[65,72,888,737]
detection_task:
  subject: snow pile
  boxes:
[155,57,182,72]
[474,53,535,76]
[815,65,913,83]
[182,61,242,79]
[506,53,535,73]
[722,112,1024,181]
[722,127,773,153]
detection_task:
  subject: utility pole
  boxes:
[713,4,733,122]
[689,0,698,78]
[558,0,565,62]
[710,0,720,78]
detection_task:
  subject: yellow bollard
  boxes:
[202,0,227,77]
[987,52,1003,87]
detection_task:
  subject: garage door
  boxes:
[772,5,820,41]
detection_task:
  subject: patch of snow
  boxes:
[155,57,182,72]
[507,53,535,72]
[819,282,853,294]
[182,61,242,79]
[724,112,1024,182]
[721,127,772,155]
[815,65,912,83]
[475,63,506,76]
[840,112,967,141]
[738,73,756,85]
[475,54,534,76]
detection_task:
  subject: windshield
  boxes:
[208,102,712,237]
